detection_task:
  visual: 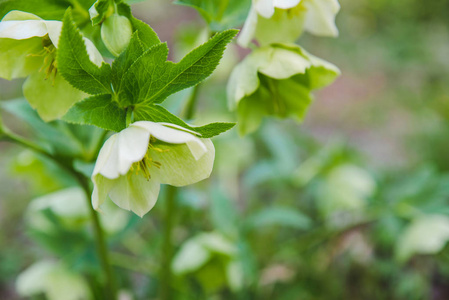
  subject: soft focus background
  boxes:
[1,0,449,299]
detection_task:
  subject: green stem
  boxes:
[182,84,201,120]
[160,185,177,299]
[158,77,203,299]
[1,129,117,300]
[75,173,117,300]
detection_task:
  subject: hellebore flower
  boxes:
[227,43,340,135]
[238,0,340,47]
[92,121,215,217]
[0,10,103,121]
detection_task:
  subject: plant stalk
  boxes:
[160,185,177,300]
[2,128,117,300]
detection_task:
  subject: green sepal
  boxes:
[58,9,112,95]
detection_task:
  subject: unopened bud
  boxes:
[101,14,133,57]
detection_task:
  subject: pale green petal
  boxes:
[92,173,117,210]
[227,49,266,108]
[397,215,449,262]
[108,173,161,217]
[94,126,150,179]
[149,138,215,186]
[172,239,211,274]
[258,45,310,79]
[23,71,87,121]
[303,0,340,37]
[16,261,55,297]
[28,187,88,218]
[2,10,42,21]
[0,37,43,80]
[255,7,305,46]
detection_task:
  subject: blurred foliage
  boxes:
[1,0,449,299]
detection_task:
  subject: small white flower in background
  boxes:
[92,121,215,217]
[238,0,340,47]
[0,10,103,121]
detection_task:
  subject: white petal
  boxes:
[93,126,150,179]
[84,37,104,67]
[132,121,207,155]
[0,20,48,39]
[255,0,275,18]
[273,0,302,9]
[237,6,258,48]
[43,21,62,47]
[303,0,340,37]
[109,173,161,217]
[149,138,215,187]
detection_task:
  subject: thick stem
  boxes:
[160,185,177,299]
[1,129,117,300]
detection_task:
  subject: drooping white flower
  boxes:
[92,121,215,217]
[227,43,340,135]
[238,0,340,47]
[0,10,103,121]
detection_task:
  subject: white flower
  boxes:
[92,121,215,217]
[0,10,103,121]
[238,0,340,47]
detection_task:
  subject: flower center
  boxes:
[129,138,169,180]
[28,35,58,83]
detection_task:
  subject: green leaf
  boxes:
[0,0,68,20]
[111,32,145,95]
[175,0,251,31]
[63,94,126,132]
[134,105,235,138]
[2,99,102,159]
[121,29,238,106]
[91,0,111,25]
[58,9,112,95]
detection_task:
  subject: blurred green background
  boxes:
[1,0,449,299]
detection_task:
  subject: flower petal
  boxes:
[43,21,62,47]
[237,6,258,48]
[108,173,161,217]
[95,126,150,179]
[0,20,48,39]
[303,0,340,37]
[23,71,87,121]
[0,37,43,80]
[2,11,42,21]
[132,121,207,158]
[273,0,302,9]
[149,138,214,187]
[255,0,275,18]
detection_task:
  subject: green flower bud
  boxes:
[101,14,133,57]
